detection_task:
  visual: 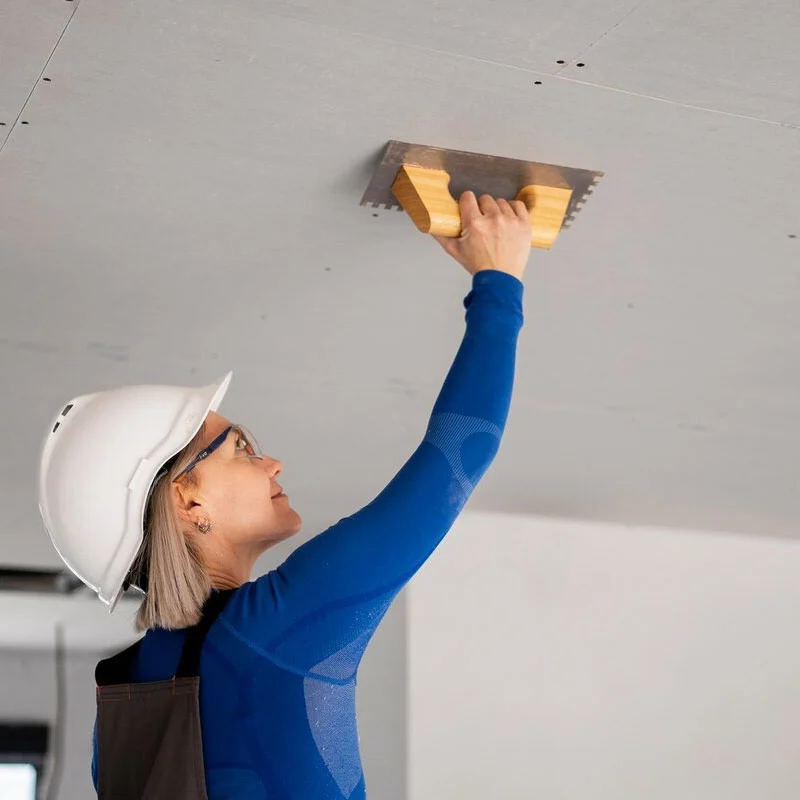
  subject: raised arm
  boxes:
[228,268,525,677]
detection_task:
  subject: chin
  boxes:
[288,515,303,535]
[280,510,302,536]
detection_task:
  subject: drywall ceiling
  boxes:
[1,0,798,648]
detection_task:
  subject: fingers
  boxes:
[461,191,524,220]
[458,190,481,225]
[510,199,530,223]
[478,193,498,216]
[457,191,503,219]
[498,198,529,222]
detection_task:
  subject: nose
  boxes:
[264,458,283,495]
[262,457,282,478]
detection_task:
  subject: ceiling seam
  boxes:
[254,8,798,130]
[548,75,800,129]
[0,0,81,157]
[554,0,650,76]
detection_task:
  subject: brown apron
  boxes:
[94,589,234,800]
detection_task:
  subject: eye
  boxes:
[234,430,258,458]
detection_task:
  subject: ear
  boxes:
[172,479,205,527]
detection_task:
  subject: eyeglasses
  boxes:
[149,424,262,490]
[171,424,262,482]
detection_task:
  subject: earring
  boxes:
[196,519,212,535]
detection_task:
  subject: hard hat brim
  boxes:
[103,370,234,613]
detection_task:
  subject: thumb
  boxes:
[432,233,454,252]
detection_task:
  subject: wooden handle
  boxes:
[391,165,573,250]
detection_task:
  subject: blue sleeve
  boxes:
[91,716,98,793]
[228,270,524,675]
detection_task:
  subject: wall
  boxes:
[358,594,408,800]
[0,648,97,799]
[408,510,800,800]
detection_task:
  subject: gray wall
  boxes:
[0,648,97,800]
[408,511,800,799]
[357,592,407,800]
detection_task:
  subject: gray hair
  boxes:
[126,422,212,631]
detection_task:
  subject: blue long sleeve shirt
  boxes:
[92,269,524,798]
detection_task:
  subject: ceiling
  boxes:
[1,0,799,649]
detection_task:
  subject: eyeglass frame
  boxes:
[153,423,261,486]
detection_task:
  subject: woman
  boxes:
[38,191,531,799]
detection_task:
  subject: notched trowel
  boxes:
[361,140,604,250]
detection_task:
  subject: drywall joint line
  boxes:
[0,0,81,157]
[553,75,800,129]
[555,0,650,76]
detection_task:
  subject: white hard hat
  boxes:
[37,371,234,612]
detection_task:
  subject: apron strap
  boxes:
[95,588,237,686]
[175,588,236,678]
[95,640,144,686]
